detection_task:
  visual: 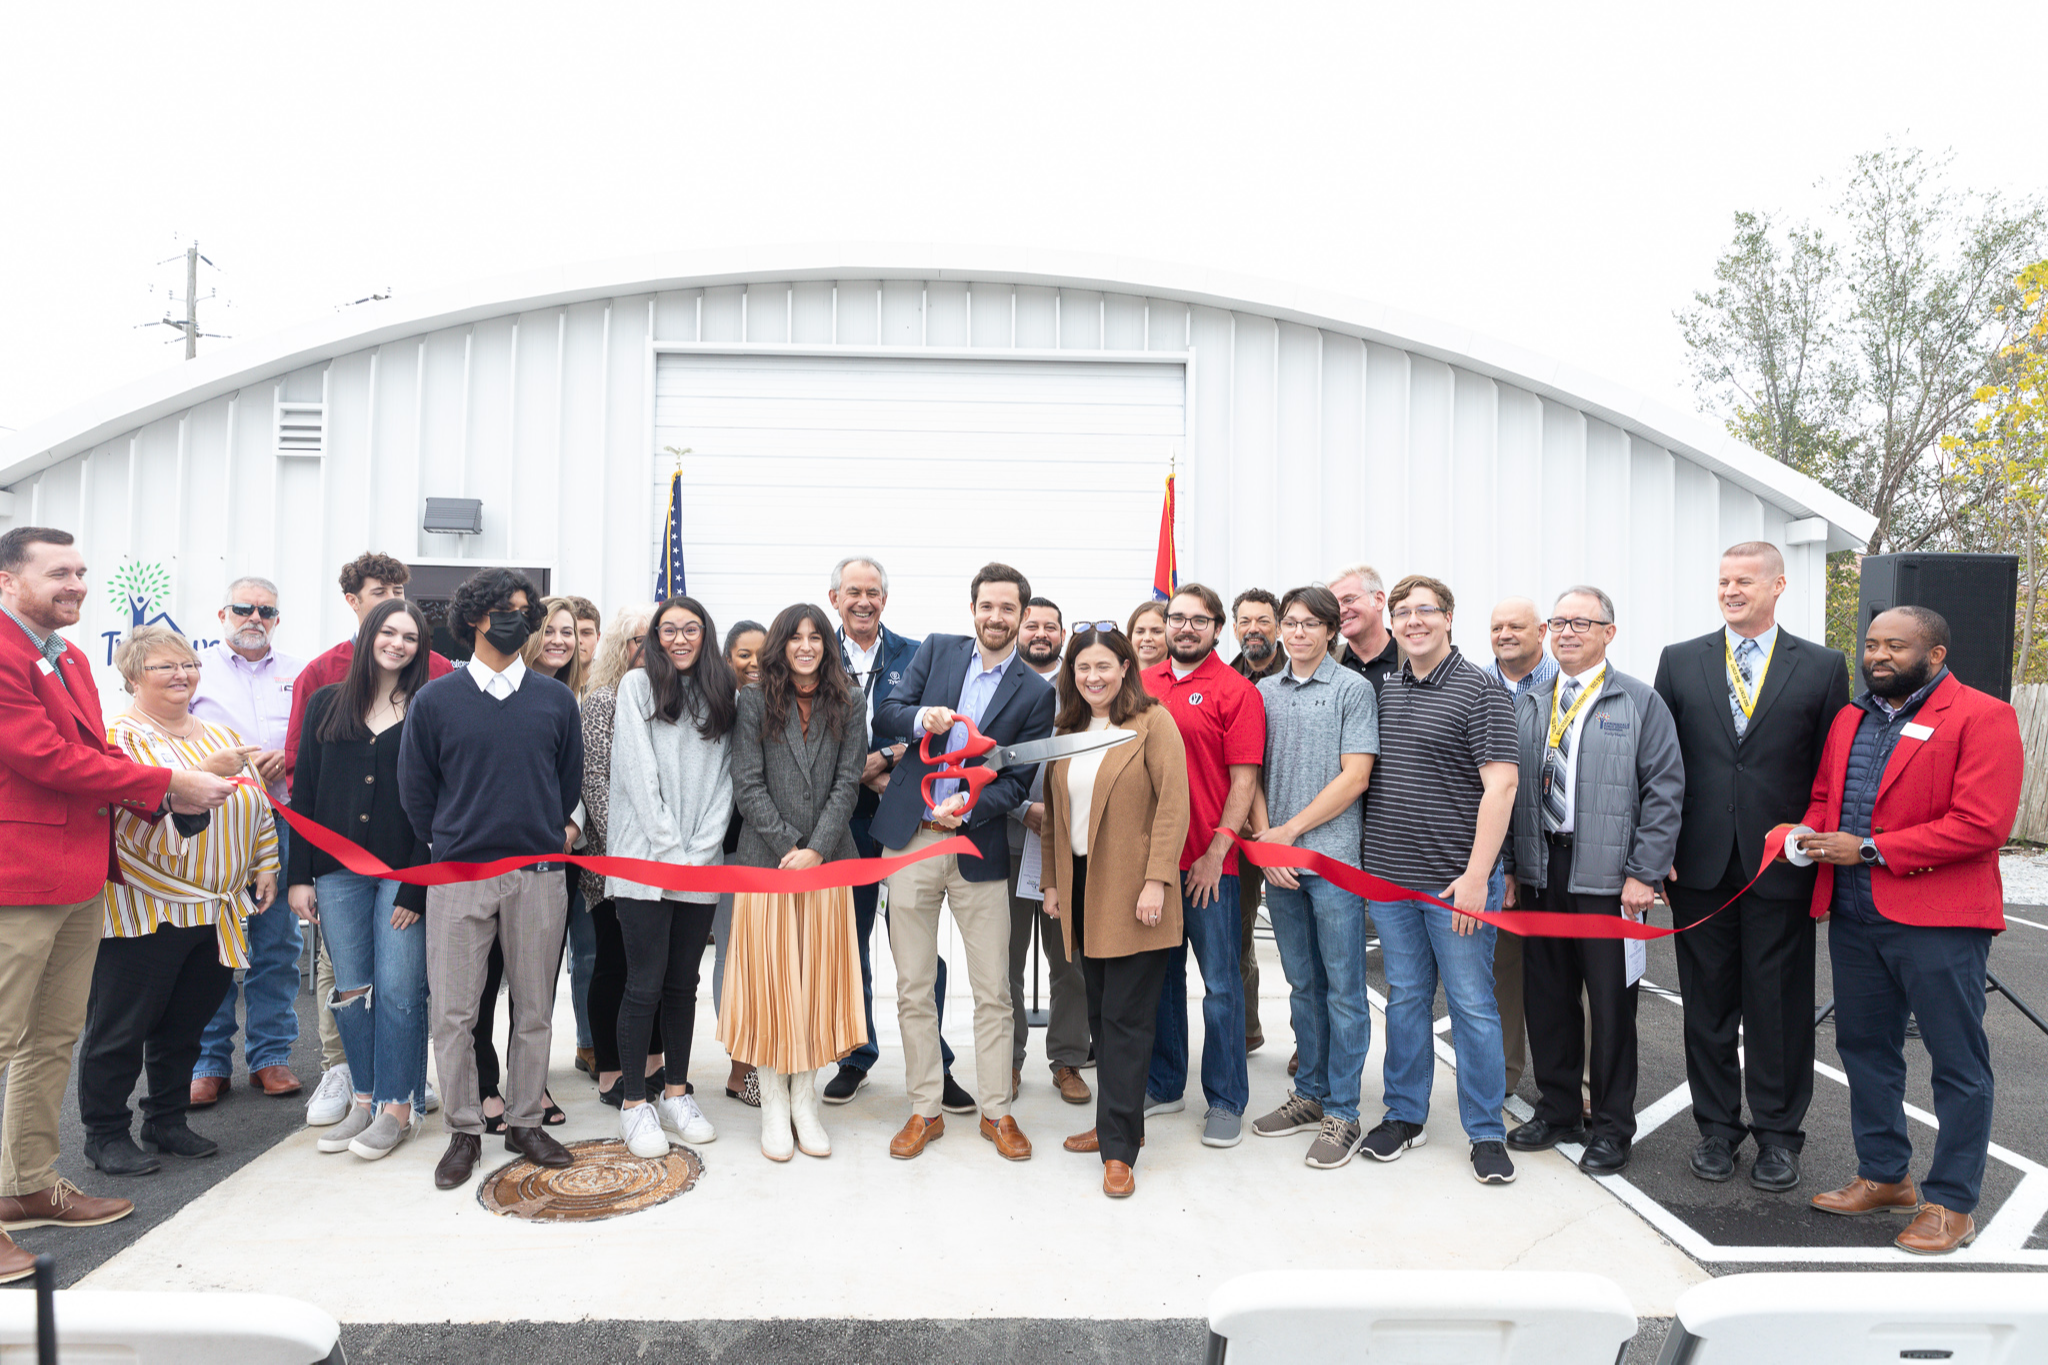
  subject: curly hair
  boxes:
[587,602,655,693]
[449,567,542,643]
[338,552,411,598]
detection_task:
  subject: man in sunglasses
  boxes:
[188,577,309,1103]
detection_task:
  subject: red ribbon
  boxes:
[1226,825,1795,941]
[245,782,980,894]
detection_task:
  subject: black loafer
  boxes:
[138,1120,217,1159]
[435,1133,482,1190]
[940,1073,977,1114]
[82,1134,161,1177]
[1579,1136,1631,1174]
[504,1124,573,1169]
[1751,1143,1801,1192]
[1506,1117,1586,1151]
[822,1064,868,1105]
[1690,1135,1736,1182]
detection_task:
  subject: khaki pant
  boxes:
[0,898,103,1197]
[426,870,567,1134]
[886,829,1013,1119]
[314,940,344,1072]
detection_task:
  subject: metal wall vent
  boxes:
[275,400,326,456]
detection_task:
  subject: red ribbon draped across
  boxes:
[1226,825,1796,941]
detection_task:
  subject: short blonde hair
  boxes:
[588,602,656,693]
[114,625,198,692]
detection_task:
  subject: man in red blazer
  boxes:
[0,527,234,1284]
[1796,605,2020,1255]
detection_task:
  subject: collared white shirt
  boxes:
[467,654,528,700]
[1551,661,1607,834]
[840,629,884,729]
[1725,622,1780,692]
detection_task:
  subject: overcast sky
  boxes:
[4,1,2043,440]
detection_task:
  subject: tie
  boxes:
[1541,675,1581,832]
[1730,638,1759,739]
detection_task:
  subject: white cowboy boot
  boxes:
[757,1068,795,1162]
[789,1069,831,1158]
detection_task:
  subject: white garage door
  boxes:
[651,353,1186,642]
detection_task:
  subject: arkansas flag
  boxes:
[1151,474,1178,601]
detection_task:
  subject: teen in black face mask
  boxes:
[484,609,533,656]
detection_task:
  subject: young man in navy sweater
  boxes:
[398,568,584,1190]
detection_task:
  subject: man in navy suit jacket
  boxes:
[871,563,1055,1161]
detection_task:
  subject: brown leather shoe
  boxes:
[1811,1176,1920,1216]
[1053,1066,1091,1104]
[1287,1050,1299,1077]
[0,1178,133,1231]
[1897,1203,1977,1254]
[980,1115,1033,1161]
[249,1065,302,1097]
[889,1114,944,1159]
[0,1230,32,1284]
[1062,1127,1144,1154]
[1103,1159,1136,1198]
[504,1125,573,1169]
[574,1048,598,1078]
[434,1133,482,1190]
[189,1074,228,1107]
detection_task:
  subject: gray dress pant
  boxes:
[1009,850,1090,1074]
[427,869,568,1134]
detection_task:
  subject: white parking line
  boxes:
[2005,912,2048,932]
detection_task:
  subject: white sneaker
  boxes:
[620,1103,670,1159]
[306,1064,353,1127]
[657,1091,715,1144]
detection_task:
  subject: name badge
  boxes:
[36,658,56,676]
[1901,721,1935,741]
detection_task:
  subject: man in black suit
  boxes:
[1652,541,1849,1192]
[872,562,1056,1162]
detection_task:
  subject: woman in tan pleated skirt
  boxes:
[719,603,869,1161]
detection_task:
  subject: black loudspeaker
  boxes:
[1857,553,2018,702]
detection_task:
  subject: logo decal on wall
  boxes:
[100,559,212,663]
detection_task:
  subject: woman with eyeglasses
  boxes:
[713,618,769,1107]
[76,626,272,1176]
[608,596,737,1157]
[1126,601,1169,671]
[1040,624,1190,1198]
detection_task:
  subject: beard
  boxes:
[1020,636,1060,666]
[1864,656,1935,699]
[1168,637,1211,666]
[1239,633,1274,664]
[976,619,1016,654]
[232,625,270,651]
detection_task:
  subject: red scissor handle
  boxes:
[919,714,999,816]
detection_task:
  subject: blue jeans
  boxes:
[566,882,595,1049]
[1147,872,1249,1115]
[317,871,430,1108]
[1831,915,1995,1212]
[196,826,303,1078]
[1371,865,1507,1142]
[846,816,953,1075]
[1265,874,1373,1122]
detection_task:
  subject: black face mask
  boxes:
[483,609,532,656]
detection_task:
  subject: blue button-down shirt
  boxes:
[1486,651,1558,700]
[188,640,304,801]
[926,646,1016,815]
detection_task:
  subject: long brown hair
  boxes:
[317,599,432,743]
[759,602,856,742]
[645,596,738,740]
[1055,626,1156,733]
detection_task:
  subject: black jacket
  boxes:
[290,685,430,911]
[1652,626,1849,897]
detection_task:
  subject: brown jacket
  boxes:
[1041,704,1190,960]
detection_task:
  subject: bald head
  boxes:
[1719,542,1788,636]
[1489,596,1548,680]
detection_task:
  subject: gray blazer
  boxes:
[730,683,867,869]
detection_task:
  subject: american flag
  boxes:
[656,468,687,601]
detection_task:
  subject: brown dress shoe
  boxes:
[1811,1176,1920,1216]
[1053,1066,1091,1104]
[435,1133,482,1190]
[980,1115,1033,1161]
[574,1048,598,1078]
[504,1125,573,1168]
[1287,1050,1299,1077]
[1103,1159,1136,1198]
[0,1178,133,1231]
[0,1230,33,1284]
[249,1065,302,1097]
[1897,1203,1976,1254]
[189,1075,228,1107]
[889,1114,944,1159]
[1063,1128,1143,1154]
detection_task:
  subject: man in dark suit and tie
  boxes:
[1652,541,1849,1192]
[872,562,1055,1162]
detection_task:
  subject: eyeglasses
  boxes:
[627,634,646,651]
[226,603,279,620]
[1165,613,1216,630]
[657,623,703,642]
[1279,618,1329,634]
[1548,616,1612,635]
[1389,605,1445,622]
[141,661,202,676]
[1072,621,1122,635]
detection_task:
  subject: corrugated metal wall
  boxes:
[14,277,1819,681]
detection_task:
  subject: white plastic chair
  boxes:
[1657,1272,2048,1365]
[0,1289,340,1365]
[1206,1269,1637,1365]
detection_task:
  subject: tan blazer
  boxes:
[1041,704,1190,960]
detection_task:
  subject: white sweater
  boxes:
[604,669,734,904]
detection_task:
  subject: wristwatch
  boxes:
[1858,837,1881,866]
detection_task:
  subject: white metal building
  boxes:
[0,247,1873,683]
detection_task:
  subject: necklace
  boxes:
[132,706,201,741]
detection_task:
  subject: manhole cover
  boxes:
[477,1138,702,1222]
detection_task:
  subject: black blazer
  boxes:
[871,634,1055,882]
[1652,626,1850,897]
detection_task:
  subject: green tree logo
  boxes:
[108,559,173,627]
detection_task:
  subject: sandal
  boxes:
[542,1093,566,1126]
[725,1067,761,1109]
[482,1094,507,1135]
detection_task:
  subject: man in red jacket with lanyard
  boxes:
[1796,605,2021,1255]
[0,528,234,1283]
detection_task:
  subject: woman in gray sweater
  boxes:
[607,595,736,1159]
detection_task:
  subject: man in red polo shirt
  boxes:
[1139,584,1264,1147]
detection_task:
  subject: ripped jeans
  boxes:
[316,871,429,1108]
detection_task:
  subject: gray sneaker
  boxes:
[1252,1091,1325,1138]
[1304,1115,1365,1169]
[348,1109,420,1161]
[1201,1107,1243,1148]
[316,1103,374,1153]
[1359,1118,1428,1162]
[1143,1092,1185,1117]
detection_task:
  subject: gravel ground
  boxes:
[2000,850,2048,909]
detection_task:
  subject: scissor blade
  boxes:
[991,728,1137,770]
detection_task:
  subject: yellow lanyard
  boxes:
[1547,667,1604,750]
[1725,634,1775,719]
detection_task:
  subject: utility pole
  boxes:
[140,240,226,357]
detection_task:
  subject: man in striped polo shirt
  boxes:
[1357,574,1521,1184]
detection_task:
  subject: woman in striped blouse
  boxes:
[76,626,278,1177]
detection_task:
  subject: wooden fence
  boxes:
[2013,685,2048,843]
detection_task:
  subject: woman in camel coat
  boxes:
[1039,625,1190,1198]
